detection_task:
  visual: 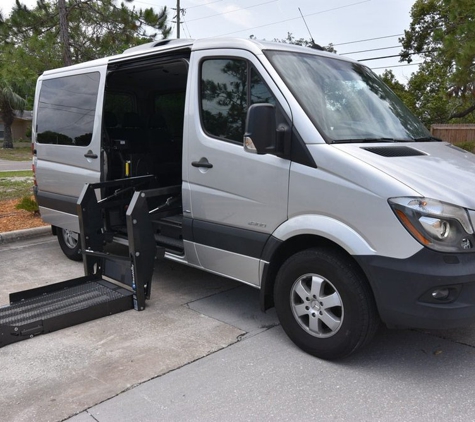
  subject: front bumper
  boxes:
[356,249,475,329]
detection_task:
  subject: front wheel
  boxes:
[57,227,83,261]
[274,248,379,360]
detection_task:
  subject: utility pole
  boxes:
[173,0,185,39]
[176,0,181,38]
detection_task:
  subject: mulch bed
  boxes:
[0,199,49,233]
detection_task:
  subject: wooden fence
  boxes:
[431,124,475,144]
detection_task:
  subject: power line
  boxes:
[333,33,403,46]
[357,49,432,62]
[371,62,422,70]
[340,45,400,55]
[186,0,278,23]
[358,53,403,62]
[186,0,225,10]
[216,0,372,37]
[132,0,225,10]
[183,20,193,38]
[132,0,167,8]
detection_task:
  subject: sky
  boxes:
[0,0,419,82]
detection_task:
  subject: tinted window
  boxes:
[37,72,100,146]
[201,59,275,143]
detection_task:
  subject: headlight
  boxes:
[388,197,475,253]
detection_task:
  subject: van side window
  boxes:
[36,72,100,146]
[201,59,275,143]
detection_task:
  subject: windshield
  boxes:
[265,51,431,143]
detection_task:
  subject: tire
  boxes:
[274,247,379,360]
[57,227,83,261]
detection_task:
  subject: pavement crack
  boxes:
[415,329,475,350]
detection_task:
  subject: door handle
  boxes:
[191,158,213,169]
[84,150,98,159]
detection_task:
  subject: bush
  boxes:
[455,141,475,152]
[16,196,39,214]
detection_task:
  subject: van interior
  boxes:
[101,55,190,255]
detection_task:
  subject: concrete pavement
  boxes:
[69,326,475,422]
[0,235,244,422]
[3,235,475,422]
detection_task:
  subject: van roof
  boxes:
[40,37,356,77]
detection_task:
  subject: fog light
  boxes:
[431,288,450,300]
[420,284,462,304]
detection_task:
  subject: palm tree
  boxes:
[1,80,26,149]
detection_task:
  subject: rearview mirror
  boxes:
[244,103,277,155]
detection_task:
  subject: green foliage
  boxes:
[15,196,39,213]
[0,1,170,68]
[380,70,412,105]
[0,75,28,149]
[455,141,475,152]
[399,0,475,124]
[251,32,336,53]
[0,0,170,149]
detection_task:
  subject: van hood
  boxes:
[333,142,475,210]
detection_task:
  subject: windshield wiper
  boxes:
[413,136,442,142]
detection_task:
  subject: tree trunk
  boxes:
[58,0,72,66]
[1,106,15,149]
[2,124,14,149]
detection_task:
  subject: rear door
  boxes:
[185,49,291,285]
[34,65,106,232]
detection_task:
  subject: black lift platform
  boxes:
[0,176,181,348]
[0,276,133,348]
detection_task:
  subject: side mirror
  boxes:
[244,103,277,155]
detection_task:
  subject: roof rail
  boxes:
[123,39,194,54]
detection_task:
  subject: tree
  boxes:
[250,32,336,53]
[0,79,26,149]
[0,0,171,68]
[400,0,475,123]
[0,0,171,148]
[275,32,336,53]
[381,70,412,104]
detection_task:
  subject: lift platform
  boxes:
[0,175,181,348]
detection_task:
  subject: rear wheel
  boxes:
[274,247,379,360]
[57,228,83,261]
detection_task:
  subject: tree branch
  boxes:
[449,103,475,120]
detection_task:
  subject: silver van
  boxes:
[32,38,475,359]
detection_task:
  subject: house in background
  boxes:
[0,110,33,142]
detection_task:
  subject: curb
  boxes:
[0,226,52,244]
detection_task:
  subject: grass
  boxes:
[0,170,34,201]
[0,141,32,161]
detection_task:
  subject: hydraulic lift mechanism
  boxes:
[0,176,181,348]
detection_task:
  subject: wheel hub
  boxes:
[310,300,320,310]
[290,274,344,338]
